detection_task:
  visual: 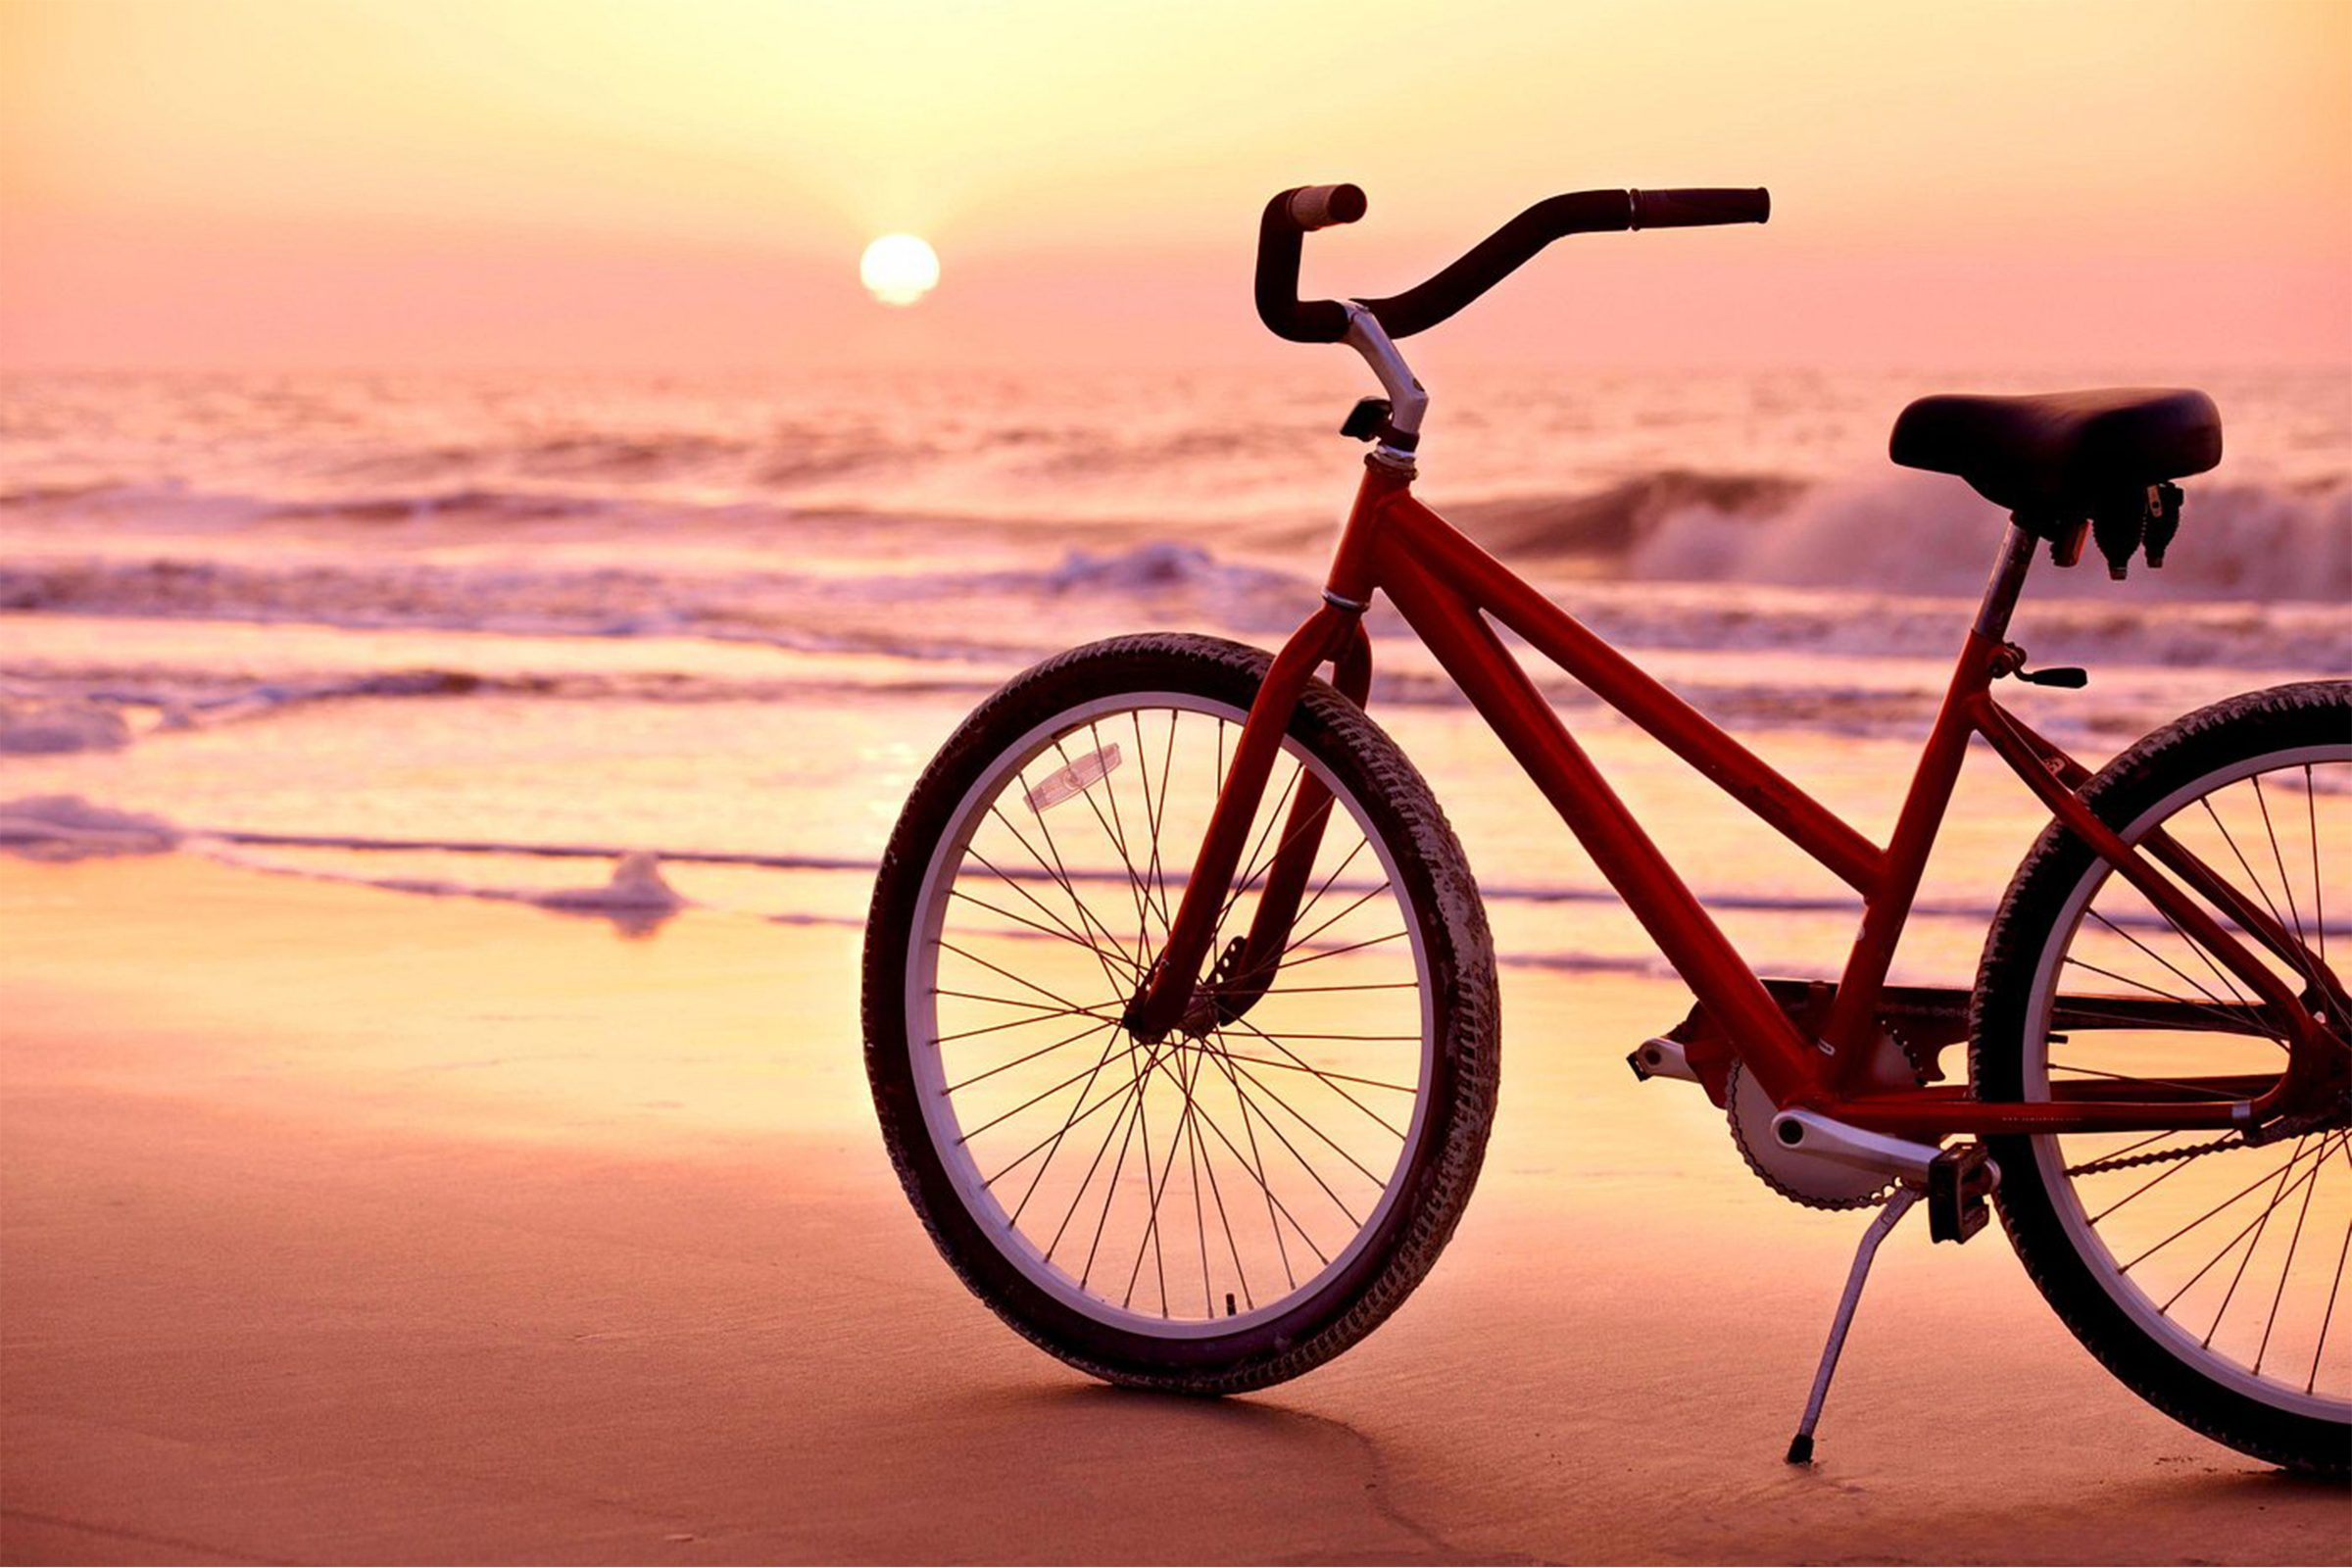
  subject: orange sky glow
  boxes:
[3,0,2347,370]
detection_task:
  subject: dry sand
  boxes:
[4,856,2345,1564]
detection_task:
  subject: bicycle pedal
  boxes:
[1627,1036,1700,1084]
[1927,1142,1998,1244]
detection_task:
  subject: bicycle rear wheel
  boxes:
[863,632,1498,1392]
[1974,680,2351,1474]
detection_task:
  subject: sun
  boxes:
[859,233,940,307]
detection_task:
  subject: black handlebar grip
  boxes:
[1286,183,1367,231]
[1255,186,1357,343]
[1628,188,1771,229]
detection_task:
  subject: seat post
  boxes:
[1971,522,2036,642]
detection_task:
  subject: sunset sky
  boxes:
[4,0,2346,370]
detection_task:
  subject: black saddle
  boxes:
[1889,388,2221,575]
[1889,387,2220,515]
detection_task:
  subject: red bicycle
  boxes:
[863,183,2349,1473]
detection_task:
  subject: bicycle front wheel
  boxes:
[1974,680,2351,1474]
[862,632,1498,1392]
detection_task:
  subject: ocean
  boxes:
[4,365,2346,985]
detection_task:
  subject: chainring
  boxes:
[1725,1061,1893,1210]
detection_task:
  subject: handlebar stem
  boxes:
[1342,304,1428,467]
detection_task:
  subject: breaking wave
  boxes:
[1448,468,2352,604]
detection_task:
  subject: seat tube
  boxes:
[1822,524,2033,1062]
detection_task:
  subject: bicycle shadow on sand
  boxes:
[922,1381,1506,1564]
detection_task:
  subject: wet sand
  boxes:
[4,857,2345,1564]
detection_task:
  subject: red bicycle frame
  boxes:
[1131,458,2342,1141]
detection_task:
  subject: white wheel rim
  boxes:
[2022,740,2350,1423]
[905,691,1437,1339]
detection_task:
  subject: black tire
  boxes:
[863,632,1499,1392]
[1973,679,2352,1475]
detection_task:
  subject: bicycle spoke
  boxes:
[944,1013,1125,1095]
[1179,1044,1417,1095]
[1025,784,1148,980]
[2048,1058,2249,1102]
[1133,708,1176,937]
[2307,763,2326,966]
[1208,1044,1379,1207]
[1279,878,1396,959]
[2066,1127,2188,1176]
[2152,1136,2339,1322]
[1222,1013,1411,1135]
[1210,759,1306,939]
[1269,929,1410,972]
[1189,1052,1254,1313]
[2311,1187,2350,1395]
[1213,1038,1298,1287]
[1004,1027,1132,1225]
[2198,1135,2313,1345]
[1053,726,1156,962]
[978,811,1140,997]
[1193,1053,1330,1270]
[2253,1127,2327,1373]
[936,985,1107,1014]
[1173,1048,1215,1317]
[1121,1039,1169,1312]
[2060,954,2264,1039]
[950,879,1141,977]
[1222,1030,1422,1043]
[2105,844,2262,1012]
[963,1034,1144,1149]
[936,1003,1118,1047]
[937,938,1096,1018]
[1037,1044,1157,1251]
[2127,1132,2335,1279]
[2084,907,2254,1023]
[2198,793,2311,995]
[2045,997,2277,1043]
[995,797,1139,979]
[1078,1055,1154,1287]
[1137,1045,1225,1316]
[2089,1140,2215,1224]
[1284,836,1371,952]
[2250,774,2309,956]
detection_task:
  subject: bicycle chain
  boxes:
[2064,1134,2243,1178]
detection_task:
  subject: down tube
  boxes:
[1374,550,1825,1103]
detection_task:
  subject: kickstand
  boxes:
[1786,1185,1919,1465]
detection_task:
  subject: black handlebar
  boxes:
[1254,183,1769,344]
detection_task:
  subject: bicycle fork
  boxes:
[1123,605,1373,1043]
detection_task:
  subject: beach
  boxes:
[3,364,2348,1562]
[6,853,2348,1564]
